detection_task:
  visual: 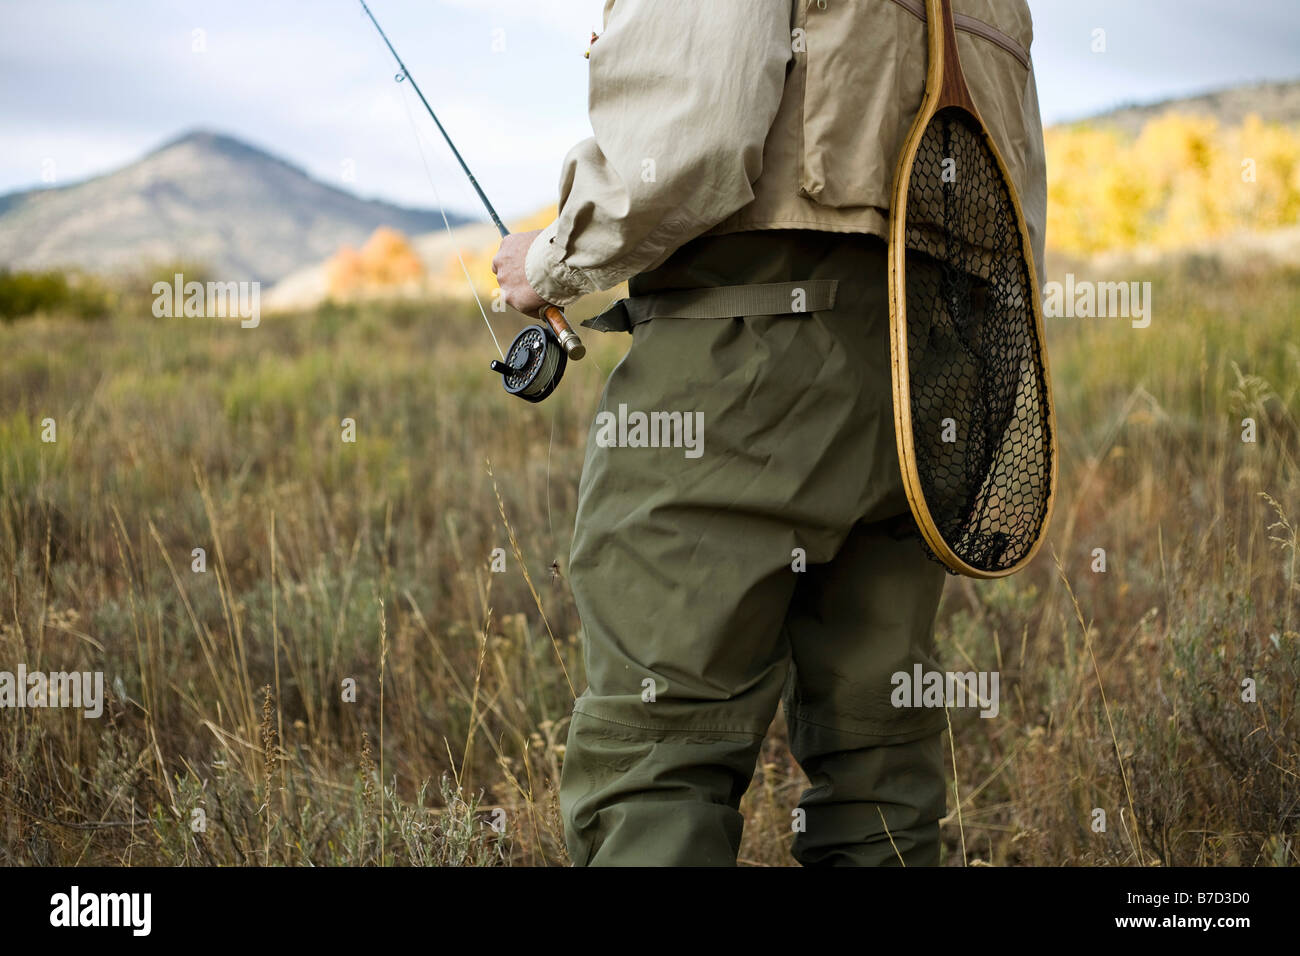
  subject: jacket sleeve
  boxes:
[525,0,793,307]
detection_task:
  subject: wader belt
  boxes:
[582,279,839,334]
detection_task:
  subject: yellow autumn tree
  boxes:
[327,246,366,298]
[327,226,425,298]
[1045,112,1300,255]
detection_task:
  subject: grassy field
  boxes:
[1,255,1297,866]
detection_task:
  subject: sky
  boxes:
[1,0,1298,221]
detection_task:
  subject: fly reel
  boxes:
[489,324,568,403]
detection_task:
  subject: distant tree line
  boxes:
[0,262,216,322]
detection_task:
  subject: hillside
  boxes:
[1064,78,1300,134]
[0,131,469,283]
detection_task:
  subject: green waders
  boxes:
[561,230,949,866]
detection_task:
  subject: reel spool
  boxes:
[489,324,568,403]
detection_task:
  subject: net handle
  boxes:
[930,0,979,117]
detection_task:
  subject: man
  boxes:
[493,0,1046,866]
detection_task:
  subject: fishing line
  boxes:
[388,55,613,386]
[357,0,586,402]
[389,66,504,358]
[357,11,502,357]
[389,41,565,566]
[546,401,557,544]
[357,4,578,553]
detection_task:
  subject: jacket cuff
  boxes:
[524,221,591,308]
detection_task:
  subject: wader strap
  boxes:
[582,279,839,334]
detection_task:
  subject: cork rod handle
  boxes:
[541,305,586,360]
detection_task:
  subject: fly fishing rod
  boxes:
[358,0,585,403]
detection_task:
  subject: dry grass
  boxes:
[1,259,1297,866]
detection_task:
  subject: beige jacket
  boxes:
[526,0,1047,308]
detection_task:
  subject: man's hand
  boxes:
[491,229,548,317]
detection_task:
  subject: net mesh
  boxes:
[900,106,1053,574]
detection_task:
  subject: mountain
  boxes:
[1061,78,1300,135]
[0,130,470,283]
